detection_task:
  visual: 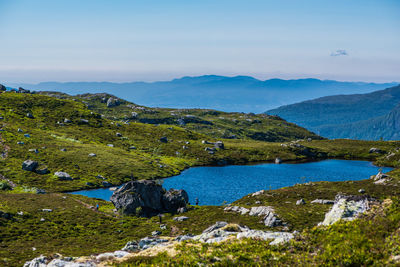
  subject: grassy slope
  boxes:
[1,91,400,265]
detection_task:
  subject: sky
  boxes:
[0,0,399,83]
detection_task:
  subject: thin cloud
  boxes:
[330,49,348,56]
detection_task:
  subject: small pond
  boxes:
[69,159,392,205]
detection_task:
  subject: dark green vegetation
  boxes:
[1,90,400,266]
[268,84,400,140]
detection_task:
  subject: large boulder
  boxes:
[0,84,6,92]
[162,189,189,212]
[111,180,188,216]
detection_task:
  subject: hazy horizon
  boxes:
[1,0,399,84]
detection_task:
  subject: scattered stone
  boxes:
[35,167,49,175]
[369,147,384,154]
[106,97,120,108]
[26,112,34,119]
[22,160,38,172]
[129,146,136,150]
[122,240,139,252]
[29,148,39,153]
[86,182,94,186]
[42,209,53,212]
[40,218,45,222]
[152,230,162,236]
[18,128,23,132]
[224,206,250,215]
[177,206,187,213]
[109,187,118,191]
[64,118,71,123]
[275,157,282,164]
[251,190,265,197]
[358,189,366,194]
[202,221,228,234]
[107,144,114,147]
[88,153,96,157]
[17,141,25,145]
[214,141,224,149]
[255,201,261,204]
[311,199,334,205]
[138,237,168,250]
[173,216,189,222]
[237,230,294,246]
[116,132,123,137]
[54,172,72,180]
[371,171,391,185]
[60,148,67,152]
[160,224,167,230]
[296,199,306,205]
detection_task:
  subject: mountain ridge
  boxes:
[6,76,397,113]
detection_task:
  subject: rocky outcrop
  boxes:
[224,205,284,227]
[106,97,120,108]
[371,171,391,185]
[320,194,376,226]
[110,180,188,216]
[24,221,294,266]
[0,84,6,92]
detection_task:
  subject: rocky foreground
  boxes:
[23,193,379,266]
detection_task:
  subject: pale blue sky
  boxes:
[0,0,399,83]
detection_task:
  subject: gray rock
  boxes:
[22,160,38,172]
[111,180,188,216]
[42,209,53,212]
[369,147,384,154]
[122,240,139,252]
[23,255,48,267]
[311,199,334,205]
[224,206,250,215]
[17,141,25,145]
[79,119,89,124]
[35,167,49,175]
[152,230,162,236]
[60,148,67,152]
[138,237,168,250]
[29,149,39,154]
[88,153,96,157]
[26,113,34,119]
[162,189,189,213]
[18,128,24,132]
[358,189,366,194]
[129,146,137,150]
[320,194,375,226]
[116,132,122,137]
[249,206,283,227]
[173,216,189,222]
[47,259,95,266]
[202,221,228,234]
[64,118,72,123]
[54,172,72,180]
[106,97,120,108]
[174,235,194,242]
[275,157,282,164]
[177,206,187,213]
[107,144,114,147]
[214,141,224,149]
[237,230,294,245]
[296,199,306,205]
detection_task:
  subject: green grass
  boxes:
[1,91,400,266]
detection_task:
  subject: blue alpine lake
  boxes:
[69,159,392,205]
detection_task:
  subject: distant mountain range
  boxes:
[267,85,400,140]
[6,76,397,113]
